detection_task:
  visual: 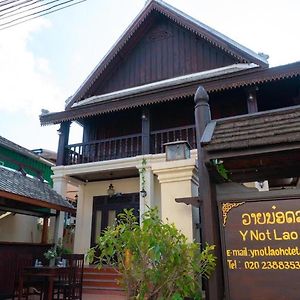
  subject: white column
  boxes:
[73,184,86,254]
[152,159,198,242]
[139,167,154,220]
[52,175,68,244]
[136,158,155,221]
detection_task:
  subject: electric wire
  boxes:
[0,1,23,8]
[0,0,60,20]
[0,0,86,30]
[0,0,36,12]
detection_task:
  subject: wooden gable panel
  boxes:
[93,15,238,96]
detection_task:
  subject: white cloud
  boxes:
[0,18,65,116]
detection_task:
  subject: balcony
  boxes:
[65,125,196,165]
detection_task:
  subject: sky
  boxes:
[0,0,300,152]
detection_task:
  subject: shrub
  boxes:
[87,208,216,300]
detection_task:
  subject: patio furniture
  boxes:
[53,254,84,300]
[15,254,48,300]
[19,266,69,300]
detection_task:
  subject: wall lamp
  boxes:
[140,188,147,198]
[107,183,115,197]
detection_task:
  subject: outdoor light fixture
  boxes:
[164,140,191,161]
[140,188,147,198]
[248,93,254,101]
[258,181,264,189]
[107,183,115,197]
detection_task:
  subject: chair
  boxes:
[14,254,45,300]
[53,254,84,300]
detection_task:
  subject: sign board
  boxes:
[220,198,300,300]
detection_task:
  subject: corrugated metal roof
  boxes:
[72,64,257,108]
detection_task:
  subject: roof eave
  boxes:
[0,189,75,214]
[40,61,300,126]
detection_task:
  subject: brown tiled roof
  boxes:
[202,105,300,153]
[0,166,74,212]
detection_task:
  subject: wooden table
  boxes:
[18,266,69,300]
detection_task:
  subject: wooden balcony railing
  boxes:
[66,133,142,165]
[65,125,196,165]
[150,125,196,154]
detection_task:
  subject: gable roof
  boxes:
[65,0,268,109]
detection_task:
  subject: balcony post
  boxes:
[56,121,70,166]
[194,86,223,300]
[246,87,258,113]
[141,108,150,154]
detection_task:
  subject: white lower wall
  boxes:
[0,214,41,243]
[54,152,199,255]
[74,177,139,255]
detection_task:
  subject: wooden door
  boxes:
[91,193,139,248]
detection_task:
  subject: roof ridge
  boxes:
[65,0,155,109]
[156,0,268,66]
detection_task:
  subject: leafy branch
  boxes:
[139,158,147,193]
[212,159,230,181]
[87,208,216,299]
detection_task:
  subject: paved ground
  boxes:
[83,293,126,300]
[83,295,125,300]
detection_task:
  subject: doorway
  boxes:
[90,193,139,247]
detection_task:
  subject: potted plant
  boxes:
[43,239,72,267]
[44,247,57,267]
[56,238,73,258]
[88,208,216,300]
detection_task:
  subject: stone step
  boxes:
[83,265,123,292]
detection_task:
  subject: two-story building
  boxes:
[40,0,300,255]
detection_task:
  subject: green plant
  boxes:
[212,159,229,181]
[56,238,73,257]
[43,239,72,260]
[139,158,147,192]
[44,247,57,260]
[87,208,216,300]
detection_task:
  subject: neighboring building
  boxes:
[40,0,300,255]
[0,137,75,294]
[0,136,54,186]
[0,136,55,243]
[32,148,57,165]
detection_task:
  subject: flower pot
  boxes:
[49,258,55,267]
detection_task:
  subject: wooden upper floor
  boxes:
[38,1,300,166]
[55,73,300,166]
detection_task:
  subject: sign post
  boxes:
[219,198,300,300]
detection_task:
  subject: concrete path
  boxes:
[83,292,126,300]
